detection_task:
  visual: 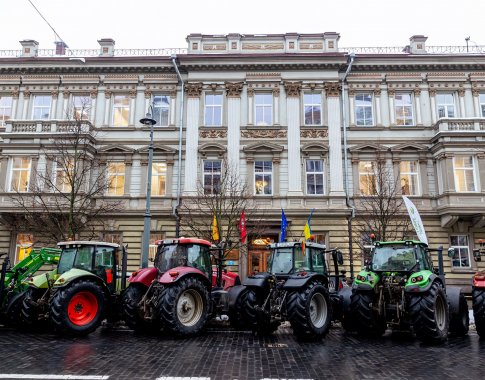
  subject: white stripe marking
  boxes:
[0,375,109,379]
[155,378,210,380]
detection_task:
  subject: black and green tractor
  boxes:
[21,241,127,336]
[344,240,469,343]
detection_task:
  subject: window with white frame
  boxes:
[0,95,12,126]
[204,93,223,126]
[112,95,130,127]
[9,157,32,192]
[436,93,455,118]
[101,232,123,245]
[303,93,322,126]
[254,161,272,195]
[72,95,91,120]
[453,156,477,192]
[255,93,273,126]
[153,95,170,126]
[203,160,222,195]
[107,162,125,196]
[32,95,52,120]
[400,161,420,196]
[394,93,414,126]
[15,233,34,264]
[359,161,377,195]
[450,235,470,268]
[55,158,74,193]
[306,159,325,195]
[151,162,167,196]
[479,94,485,117]
[355,93,374,126]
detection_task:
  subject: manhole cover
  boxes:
[266,343,288,348]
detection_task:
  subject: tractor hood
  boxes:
[28,268,58,289]
[129,267,158,287]
[53,268,95,287]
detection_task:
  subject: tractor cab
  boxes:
[370,241,432,273]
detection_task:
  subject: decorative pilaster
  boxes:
[413,87,422,125]
[374,87,382,126]
[284,81,302,195]
[89,90,97,122]
[458,87,466,117]
[104,90,112,126]
[129,89,137,126]
[11,89,19,119]
[387,88,395,125]
[226,82,243,173]
[170,88,177,126]
[95,88,105,127]
[472,87,481,117]
[51,90,58,119]
[22,90,31,119]
[429,88,437,123]
[184,83,203,194]
[348,87,356,126]
[247,85,254,125]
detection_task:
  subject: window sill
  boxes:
[301,125,328,129]
[141,126,178,132]
[349,126,385,131]
[389,125,429,130]
[99,126,136,131]
[450,268,475,274]
[243,125,286,130]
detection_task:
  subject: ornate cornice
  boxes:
[199,129,227,139]
[284,81,302,97]
[324,82,341,97]
[225,82,244,98]
[241,129,287,138]
[185,82,203,98]
[413,88,421,96]
[300,129,328,138]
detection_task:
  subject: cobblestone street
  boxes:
[0,322,483,380]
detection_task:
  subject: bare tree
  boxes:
[4,97,122,244]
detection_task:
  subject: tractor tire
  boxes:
[228,288,250,330]
[243,288,279,335]
[122,285,162,333]
[472,288,485,337]
[50,279,106,336]
[449,292,469,336]
[3,292,25,327]
[158,277,209,337]
[409,282,449,343]
[349,291,386,337]
[286,281,332,340]
[21,287,49,330]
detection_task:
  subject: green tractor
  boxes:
[344,240,469,343]
[21,241,127,336]
[0,248,60,327]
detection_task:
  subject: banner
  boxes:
[280,209,288,242]
[402,195,428,245]
[211,214,220,242]
[239,210,247,243]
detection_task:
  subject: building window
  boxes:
[32,95,52,120]
[255,93,273,126]
[394,93,414,126]
[9,157,32,192]
[102,233,123,245]
[203,160,221,195]
[303,93,322,126]
[112,95,130,127]
[107,162,125,196]
[453,156,477,192]
[151,162,167,196]
[55,158,74,193]
[153,95,170,126]
[355,93,374,126]
[204,94,223,126]
[306,159,324,195]
[436,93,455,118]
[72,95,91,120]
[450,235,470,268]
[400,161,420,196]
[149,232,165,264]
[255,161,272,195]
[15,233,34,264]
[0,95,12,126]
[479,94,485,117]
[359,161,376,195]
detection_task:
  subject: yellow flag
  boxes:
[212,214,220,241]
[303,221,311,240]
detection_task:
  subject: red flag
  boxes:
[239,210,247,243]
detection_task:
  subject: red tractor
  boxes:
[472,241,485,337]
[122,238,240,337]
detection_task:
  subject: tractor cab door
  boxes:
[94,246,117,292]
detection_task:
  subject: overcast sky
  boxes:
[2,0,484,51]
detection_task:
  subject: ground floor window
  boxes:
[15,233,34,263]
[149,232,164,264]
[450,235,470,268]
[102,232,123,245]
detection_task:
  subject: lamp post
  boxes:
[140,107,157,268]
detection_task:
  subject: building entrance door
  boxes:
[248,233,278,275]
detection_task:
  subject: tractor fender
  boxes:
[405,274,442,293]
[226,285,247,309]
[54,272,111,297]
[5,290,27,313]
[282,273,329,290]
[472,271,485,288]
[128,267,158,287]
[158,268,212,290]
[242,272,272,289]
[446,286,465,319]
[338,287,353,315]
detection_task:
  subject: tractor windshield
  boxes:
[155,243,211,276]
[371,244,417,272]
[58,245,95,275]
[269,245,312,274]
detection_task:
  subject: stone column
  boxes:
[144,89,152,122]
[104,90,112,126]
[380,87,390,127]
[273,158,281,196]
[325,82,345,196]
[183,83,202,195]
[246,157,255,194]
[170,88,177,126]
[284,81,302,195]
[0,156,8,191]
[134,87,145,127]
[388,88,395,125]
[129,90,136,126]
[414,88,422,125]
[374,88,382,126]
[95,87,105,127]
[29,156,39,191]
[166,161,174,197]
[429,89,437,124]
[22,90,31,119]
[348,88,355,126]
[124,161,132,196]
[273,85,280,126]
[458,88,466,117]
[225,82,243,172]
[50,90,58,119]
[472,88,481,117]
[11,90,19,119]
[247,85,254,125]
[89,90,97,122]
[351,159,360,195]
[57,90,67,119]
[419,158,429,196]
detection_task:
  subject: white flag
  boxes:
[402,195,428,245]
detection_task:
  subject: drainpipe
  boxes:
[171,55,184,238]
[341,52,356,279]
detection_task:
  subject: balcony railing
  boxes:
[433,118,485,132]
[4,120,94,134]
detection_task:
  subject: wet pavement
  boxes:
[0,322,483,380]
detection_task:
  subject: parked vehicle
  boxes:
[122,238,240,337]
[227,240,344,340]
[345,240,469,343]
[21,241,127,336]
[472,241,485,337]
[0,248,60,326]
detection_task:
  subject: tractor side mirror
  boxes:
[364,259,371,270]
[336,250,344,266]
[447,248,455,258]
[473,249,482,262]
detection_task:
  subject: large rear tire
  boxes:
[122,285,162,333]
[228,288,250,330]
[158,277,209,337]
[472,288,485,337]
[409,282,449,343]
[243,288,279,335]
[21,287,49,330]
[449,292,469,336]
[3,292,25,327]
[50,279,106,336]
[349,291,386,337]
[286,281,332,340]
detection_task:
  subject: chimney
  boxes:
[19,39,39,57]
[323,32,340,52]
[98,38,115,57]
[409,35,428,54]
[55,41,68,55]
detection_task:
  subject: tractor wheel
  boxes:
[409,281,449,343]
[122,285,162,333]
[449,292,469,336]
[50,279,106,336]
[3,292,25,327]
[472,288,485,337]
[228,288,250,330]
[349,291,386,337]
[158,277,209,337]
[244,288,279,335]
[286,281,332,340]
[21,287,48,330]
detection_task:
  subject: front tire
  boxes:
[122,285,162,333]
[472,288,485,337]
[3,292,25,327]
[228,288,250,330]
[50,279,106,336]
[349,291,386,337]
[244,288,279,335]
[21,287,49,330]
[158,277,209,337]
[286,281,332,340]
[409,282,449,343]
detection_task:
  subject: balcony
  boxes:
[433,118,485,132]
[4,120,94,134]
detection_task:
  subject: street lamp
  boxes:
[140,107,157,268]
